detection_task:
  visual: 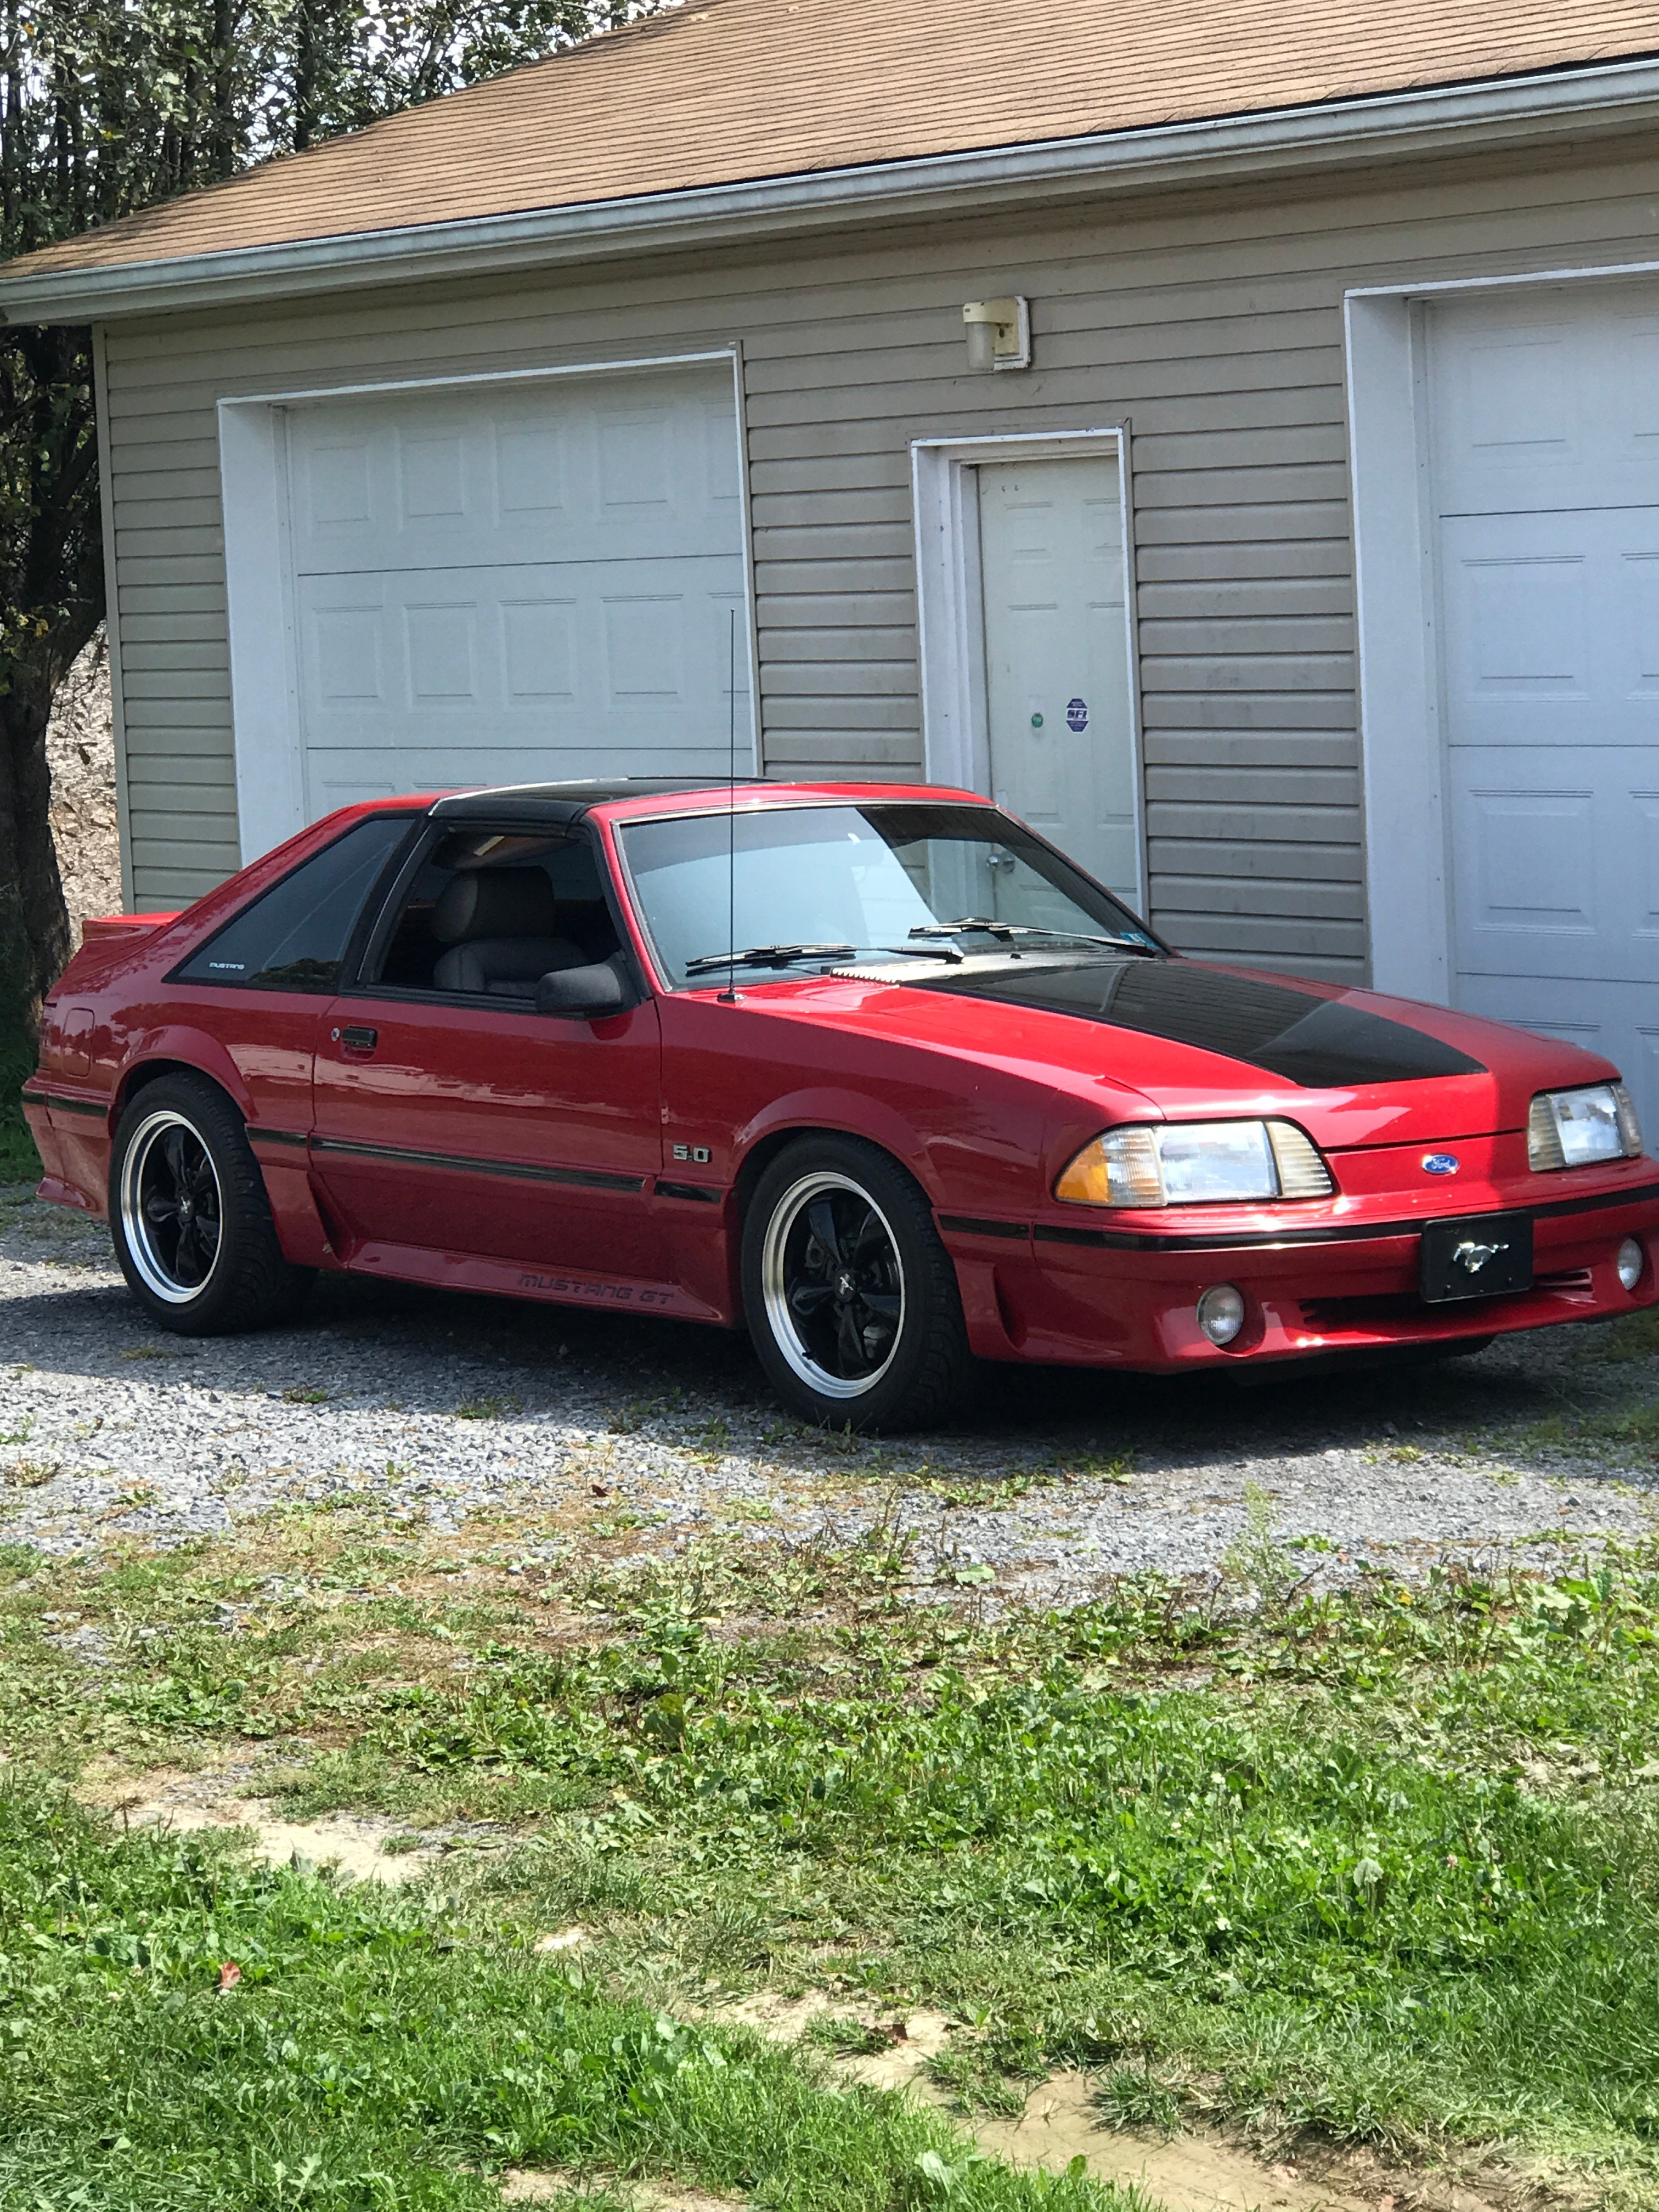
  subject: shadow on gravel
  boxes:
[0,1224,1628,1480]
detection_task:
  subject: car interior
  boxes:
[372,830,626,997]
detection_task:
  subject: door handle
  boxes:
[331,1025,379,1054]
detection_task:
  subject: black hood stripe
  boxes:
[907,959,1485,1088]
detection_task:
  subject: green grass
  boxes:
[1589,1306,1659,1367]
[0,992,40,1182]
[0,1780,1120,2210]
[8,1510,1659,2198]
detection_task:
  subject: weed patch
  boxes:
[456,1396,522,1422]
[1589,1306,1659,1365]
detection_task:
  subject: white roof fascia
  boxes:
[7,54,1659,322]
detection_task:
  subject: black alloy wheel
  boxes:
[109,1073,314,1334]
[765,1172,905,1393]
[122,1115,223,1297]
[741,1133,975,1432]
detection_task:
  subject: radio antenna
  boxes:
[718,603,739,1004]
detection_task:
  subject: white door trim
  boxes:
[218,395,307,865]
[1346,262,1659,1000]
[1348,253,1659,302]
[910,427,1146,906]
[217,347,751,862]
[221,346,741,411]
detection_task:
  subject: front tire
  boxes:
[109,1074,313,1334]
[741,1135,974,1432]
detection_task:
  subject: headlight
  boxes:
[1527,1082,1643,1171]
[1056,1119,1334,1209]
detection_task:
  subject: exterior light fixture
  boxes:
[1196,1284,1247,1346]
[963,296,1031,373]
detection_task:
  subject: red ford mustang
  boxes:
[24,778,1659,1430]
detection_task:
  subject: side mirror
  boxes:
[536,962,629,1019]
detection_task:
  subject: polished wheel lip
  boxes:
[119,1108,224,1305]
[760,1169,905,1401]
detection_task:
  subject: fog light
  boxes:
[1197,1284,1246,1346]
[1617,1237,1645,1292]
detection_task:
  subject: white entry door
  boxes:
[977,454,1141,906]
[280,363,751,827]
[1430,287,1659,1133]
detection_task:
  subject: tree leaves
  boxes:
[0,1,654,249]
[0,0,664,1018]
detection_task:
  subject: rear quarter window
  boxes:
[174,816,413,992]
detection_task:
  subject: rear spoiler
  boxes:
[81,913,180,943]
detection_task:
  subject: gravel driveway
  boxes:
[4,1180,1656,1592]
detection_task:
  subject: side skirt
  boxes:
[342,1238,728,1325]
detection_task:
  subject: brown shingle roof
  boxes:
[12,0,1659,278]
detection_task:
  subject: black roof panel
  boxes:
[427,778,763,826]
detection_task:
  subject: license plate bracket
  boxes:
[1419,1212,1533,1304]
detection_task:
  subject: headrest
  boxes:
[432,866,558,945]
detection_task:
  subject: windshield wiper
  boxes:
[684,941,857,977]
[909,919,1157,955]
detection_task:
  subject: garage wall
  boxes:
[98,134,1659,978]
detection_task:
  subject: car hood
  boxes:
[746,955,1620,1149]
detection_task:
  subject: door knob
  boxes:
[340,1025,379,1053]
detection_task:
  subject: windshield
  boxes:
[616,802,1159,989]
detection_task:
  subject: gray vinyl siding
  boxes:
[95,133,1659,976]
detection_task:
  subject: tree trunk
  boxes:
[0,654,74,1025]
[0,324,106,1036]
[292,0,318,152]
[209,0,238,178]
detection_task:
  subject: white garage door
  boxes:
[1430,286,1659,1134]
[283,364,752,819]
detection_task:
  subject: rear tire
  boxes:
[741,1133,974,1432]
[109,1074,314,1335]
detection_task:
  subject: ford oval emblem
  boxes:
[1422,1153,1460,1177]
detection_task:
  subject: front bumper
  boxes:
[942,1172,1659,1369]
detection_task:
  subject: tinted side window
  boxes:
[177,816,412,992]
[371,827,622,995]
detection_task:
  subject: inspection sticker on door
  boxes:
[1066,697,1088,731]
